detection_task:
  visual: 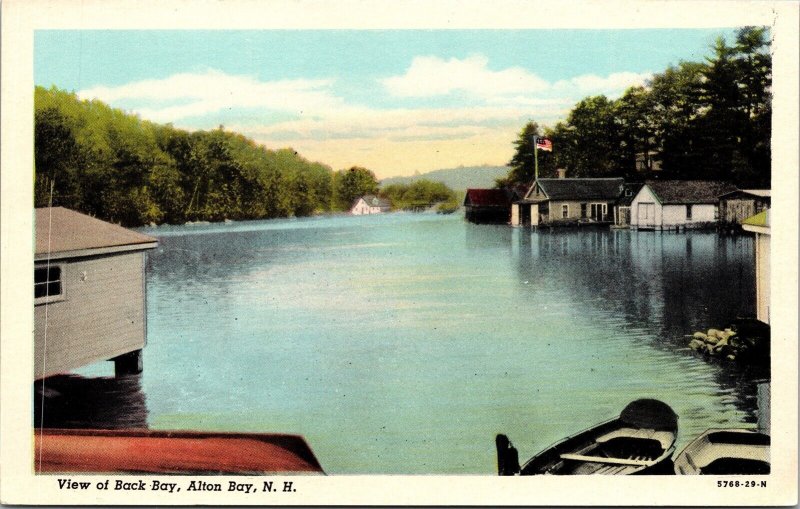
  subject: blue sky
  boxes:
[35,29,738,177]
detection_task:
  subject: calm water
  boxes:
[59,212,765,474]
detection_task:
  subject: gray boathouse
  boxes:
[34,207,157,379]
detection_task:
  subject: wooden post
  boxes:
[496,434,520,475]
[114,349,143,377]
[757,382,770,434]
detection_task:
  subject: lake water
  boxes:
[57,212,766,474]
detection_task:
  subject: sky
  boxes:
[35,29,738,178]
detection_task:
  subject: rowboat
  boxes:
[497,399,678,475]
[34,429,324,474]
[673,429,769,475]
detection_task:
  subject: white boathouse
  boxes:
[630,180,736,230]
[350,195,391,215]
[34,207,158,379]
[742,209,770,324]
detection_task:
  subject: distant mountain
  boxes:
[380,165,510,192]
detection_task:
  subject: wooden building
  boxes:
[630,180,736,231]
[513,177,624,227]
[718,189,770,226]
[742,210,770,324]
[613,182,644,227]
[464,189,514,224]
[350,195,391,215]
[34,207,158,379]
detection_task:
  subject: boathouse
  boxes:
[630,180,736,231]
[350,195,391,215]
[742,209,770,324]
[613,182,644,227]
[34,207,158,379]
[718,189,771,227]
[464,188,515,224]
[513,175,624,227]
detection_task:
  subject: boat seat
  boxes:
[595,427,674,451]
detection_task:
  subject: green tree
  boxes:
[380,179,456,210]
[501,121,554,186]
[34,85,344,226]
[333,166,379,210]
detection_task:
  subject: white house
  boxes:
[34,207,158,379]
[630,180,736,230]
[350,195,391,215]
[742,209,770,324]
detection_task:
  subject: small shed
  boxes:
[464,189,513,224]
[351,195,391,215]
[718,189,770,226]
[34,207,158,379]
[630,180,736,230]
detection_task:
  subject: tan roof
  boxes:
[35,207,157,257]
[741,189,771,198]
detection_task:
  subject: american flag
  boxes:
[535,137,553,152]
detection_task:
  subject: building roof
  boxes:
[718,189,771,200]
[644,180,737,205]
[526,178,625,202]
[617,182,645,206]
[464,188,511,207]
[354,195,391,209]
[35,207,157,259]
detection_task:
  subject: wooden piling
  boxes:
[113,349,142,377]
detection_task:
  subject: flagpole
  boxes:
[533,135,539,182]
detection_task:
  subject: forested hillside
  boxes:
[380,180,460,213]
[34,86,380,226]
[380,165,510,192]
[500,27,772,189]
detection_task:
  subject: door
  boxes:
[637,203,655,227]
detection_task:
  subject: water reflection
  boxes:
[33,374,148,429]
[514,228,765,424]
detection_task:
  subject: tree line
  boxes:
[35,86,460,226]
[35,86,389,226]
[500,27,771,189]
[381,180,460,213]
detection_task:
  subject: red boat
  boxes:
[34,429,324,474]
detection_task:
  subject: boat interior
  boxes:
[529,426,675,475]
[674,429,770,475]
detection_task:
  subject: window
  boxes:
[580,203,587,218]
[686,204,693,220]
[34,265,63,304]
[562,204,569,218]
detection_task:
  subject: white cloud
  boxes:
[382,55,651,102]
[552,71,653,96]
[75,64,652,176]
[380,55,549,98]
[78,70,343,123]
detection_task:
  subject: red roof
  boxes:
[464,189,511,207]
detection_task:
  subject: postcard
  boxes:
[1,0,798,505]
